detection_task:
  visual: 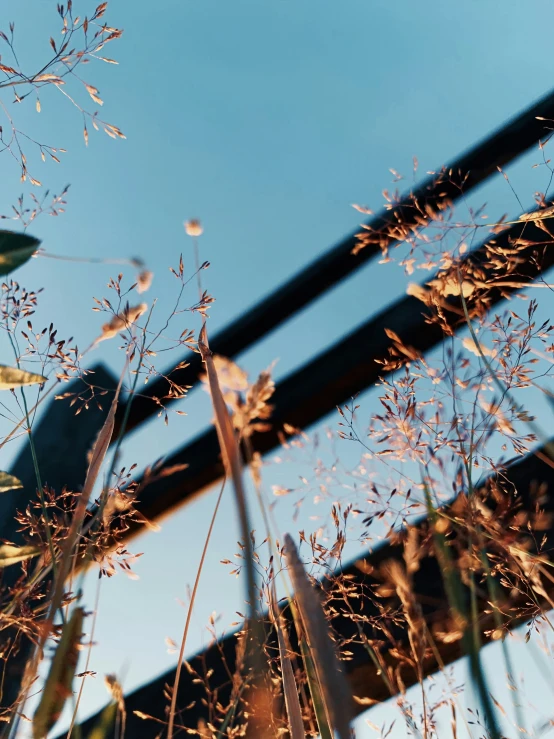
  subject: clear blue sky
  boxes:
[3,0,554,736]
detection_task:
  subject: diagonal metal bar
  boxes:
[113,88,554,438]
[60,438,554,738]
[121,217,554,538]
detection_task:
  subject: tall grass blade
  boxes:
[21,369,125,717]
[85,701,117,739]
[198,324,258,622]
[198,324,271,736]
[49,370,124,617]
[283,534,352,739]
[422,481,501,739]
[32,607,84,739]
[270,585,305,739]
[298,633,333,739]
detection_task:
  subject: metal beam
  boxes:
[60,439,554,738]
[113,88,554,438]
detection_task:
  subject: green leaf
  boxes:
[0,544,41,567]
[86,701,118,739]
[298,625,333,739]
[270,585,305,739]
[0,365,46,390]
[0,471,23,493]
[33,607,84,739]
[0,230,40,274]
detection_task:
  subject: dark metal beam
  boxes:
[123,217,554,538]
[60,439,554,738]
[113,88,554,438]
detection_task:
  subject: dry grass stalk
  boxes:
[21,366,125,711]
[197,323,259,619]
[166,479,226,739]
[283,533,352,739]
[383,560,426,669]
[52,368,124,605]
[198,322,273,737]
[32,607,84,739]
[269,584,306,739]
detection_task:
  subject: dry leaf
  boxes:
[136,269,153,294]
[97,303,147,343]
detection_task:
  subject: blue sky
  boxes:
[3,0,554,736]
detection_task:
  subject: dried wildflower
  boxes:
[184,219,203,237]
[0,4,122,209]
[105,674,125,711]
[382,560,426,666]
[136,269,153,294]
[200,355,275,436]
[204,355,249,393]
[427,275,475,298]
[461,335,496,358]
[97,302,147,343]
